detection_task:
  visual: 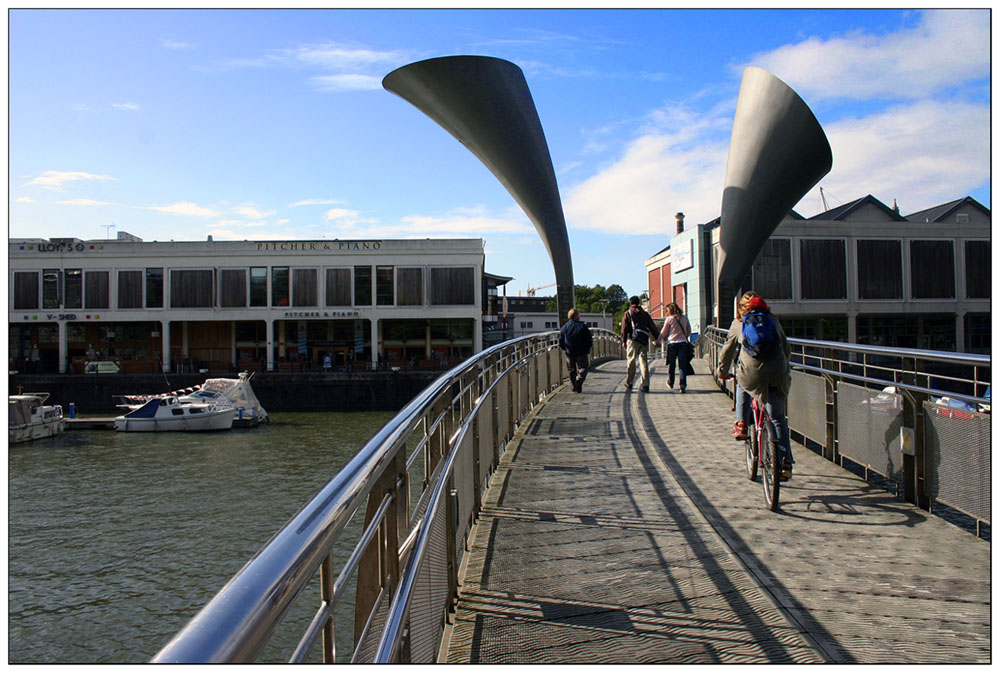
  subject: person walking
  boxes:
[659,302,692,392]
[558,308,593,393]
[621,295,658,392]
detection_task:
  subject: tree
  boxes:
[545,284,630,315]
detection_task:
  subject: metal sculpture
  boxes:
[382,56,575,322]
[716,66,833,325]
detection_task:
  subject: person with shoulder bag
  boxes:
[658,302,693,393]
[621,295,659,392]
[558,308,593,393]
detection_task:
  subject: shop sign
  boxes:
[283,310,361,318]
[672,238,694,272]
[257,241,381,252]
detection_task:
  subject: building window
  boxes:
[431,267,475,305]
[965,240,990,299]
[13,272,39,310]
[396,268,423,306]
[965,313,990,353]
[117,270,143,309]
[42,269,61,309]
[220,269,247,308]
[146,268,164,308]
[800,239,846,299]
[293,268,318,307]
[271,267,289,307]
[84,271,110,309]
[375,266,394,306]
[520,321,533,329]
[325,268,352,306]
[170,270,214,308]
[249,267,267,307]
[752,238,792,300]
[354,266,372,305]
[64,269,83,309]
[910,240,954,299]
[857,239,902,299]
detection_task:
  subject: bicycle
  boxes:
[744,396,781,511]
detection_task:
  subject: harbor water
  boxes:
[8,410,395,664]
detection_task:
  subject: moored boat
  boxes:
[178,371,268,428]
[114,395,235,432]
[9,393,65,444]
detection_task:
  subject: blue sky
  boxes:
[8,8,991,298]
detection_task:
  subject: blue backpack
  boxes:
[742,312,779,359]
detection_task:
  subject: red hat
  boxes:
[747,296,770,313]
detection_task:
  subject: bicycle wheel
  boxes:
[761,420,780,511]
[744,423,758,480]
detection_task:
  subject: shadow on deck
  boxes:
[443,358,991,664]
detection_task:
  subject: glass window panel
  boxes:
[42,269,61,309]
[354,266,372,305]
[376,266,394,306]
[965,240,990,299]
[145,268,163,308]
[249,267,267,307]
[64,269,82,309]
[271,267,289,307]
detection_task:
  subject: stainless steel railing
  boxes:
[152,329,624,664]
[702,326,991,533]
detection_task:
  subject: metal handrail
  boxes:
[152,329,624,664]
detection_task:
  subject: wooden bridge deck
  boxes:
[443,358,991,664]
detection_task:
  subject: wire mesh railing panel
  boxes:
[351,583,390,663]
[837,381,904,482]
[406,502,450,663]
[787,370,827,445]
[923,401,991,524]
[454,429,476,565]
[476,403,494,497]
[495,377,511,449]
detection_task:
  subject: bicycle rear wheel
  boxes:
[761,421,780,511]
[744,424,758,480]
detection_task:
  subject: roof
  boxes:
[808,194,906,222]
[904,196,991,223]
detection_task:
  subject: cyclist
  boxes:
[716,291,794,479]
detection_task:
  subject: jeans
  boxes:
[625,340,650,389]
[566,353,589,390]
[736,384,792,463]
[666,341,691,388]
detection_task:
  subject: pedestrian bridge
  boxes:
[152,330,990,664]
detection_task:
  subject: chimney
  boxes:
[675,212,685,235]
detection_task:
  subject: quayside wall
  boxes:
[7,371,440,414]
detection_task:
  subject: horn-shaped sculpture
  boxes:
[716,66,832,325]
[383,56,575,322]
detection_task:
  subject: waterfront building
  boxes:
[9,235,485,373]
[645,196,991,353]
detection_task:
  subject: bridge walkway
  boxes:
[443,357,990,664]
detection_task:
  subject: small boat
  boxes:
[9,393,65,444]
[178,371,269,428]
[114,395,235,432]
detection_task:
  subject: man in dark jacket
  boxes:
[559,308,593,393]
[621,295,659,392]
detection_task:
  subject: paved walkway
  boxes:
[444,357,991,664]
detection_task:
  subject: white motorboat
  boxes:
[114,395,235,432]
[9,393,65,444]
[178,371,269,428]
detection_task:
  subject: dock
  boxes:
[65,417,116,430]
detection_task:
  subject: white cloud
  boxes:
[290,198,343,207]
[162,39,194,50]
[112,102,140,111]
[26,170,116,189]
[797,99,990,216]
[146,201,220,218]
[233,205,276,220]
[309,74,384,92]
[399,212,532,236]
[324,207,362,221]
[746,9,989,101]
[15,196,34,204]
[291,43,408,70]
[56,198,117,207]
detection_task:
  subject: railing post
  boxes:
[354,449,405,656]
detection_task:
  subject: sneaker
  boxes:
[625,383,633,390]
[780,460,793,481]
[641,386,650,392]
[679,386,686,394]
[731,421,748,440]
[668,381,674,389]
